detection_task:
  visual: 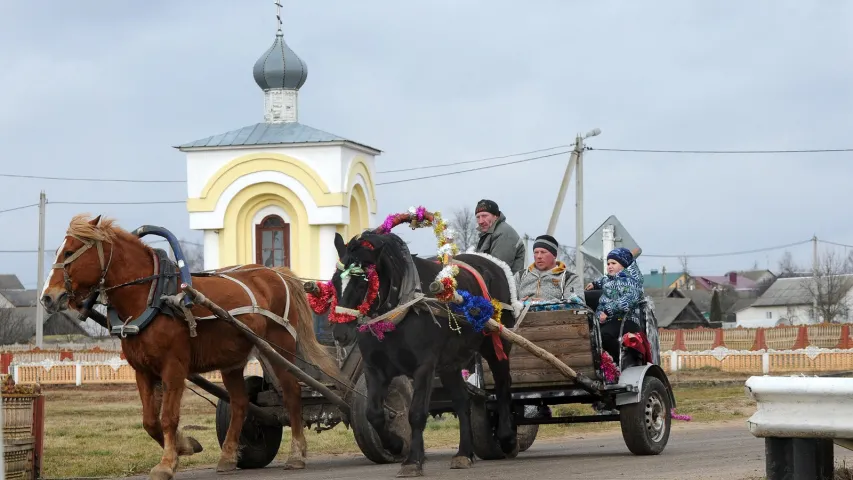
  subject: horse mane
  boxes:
[356,231,412,312]
[67,214,150,253]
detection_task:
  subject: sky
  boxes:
[2,0,853,289]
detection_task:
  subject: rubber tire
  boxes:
[350,373,414,464]
[215,375,283,469]
[517,424,539,453]
[618,376,672,455]
[470,399,520,461]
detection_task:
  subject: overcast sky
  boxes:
[2,1,852,289]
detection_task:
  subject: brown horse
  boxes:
[40,214,341,480]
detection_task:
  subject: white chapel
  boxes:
[177,11,381,281]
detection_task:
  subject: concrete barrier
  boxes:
[745,375,853,479]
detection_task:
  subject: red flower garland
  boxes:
[307,266,381,324]
[307,282,335,314]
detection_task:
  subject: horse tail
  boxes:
[273,267,347,387]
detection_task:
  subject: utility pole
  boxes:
[546,128,600,283]
[812,234,819,321]
[35,191,46,349]
[522,233,530,265]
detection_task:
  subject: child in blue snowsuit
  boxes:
[586,247,644,367]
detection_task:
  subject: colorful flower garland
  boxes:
[377,206,461,303]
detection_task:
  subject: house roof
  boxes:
[653,297,707,328]
[175,122,382,153]
[694,274,758,291]
[0,289,37,308]
[728,297,757,314]
[751,275,853,307]
[682,290,714,312]
[0,275,24,290]
[643,271,686,289]
[738,269,777,283]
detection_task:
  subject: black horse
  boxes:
[330,231,518,477]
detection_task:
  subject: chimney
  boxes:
[728,271,737,285]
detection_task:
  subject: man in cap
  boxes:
[514,234,585,303]
[474,199,525,274]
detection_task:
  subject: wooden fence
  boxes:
[658,324,852,351]
[7,347,853,385]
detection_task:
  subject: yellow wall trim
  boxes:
[346,156,378,213]
[188,153,346,213]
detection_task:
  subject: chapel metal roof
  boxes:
[175,122,381,153]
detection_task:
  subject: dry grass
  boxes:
[41,383,756,478]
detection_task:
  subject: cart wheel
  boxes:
[470,398,520,460]
[215,375,283,469]
[619,376,671,455]
[351,372,413,464]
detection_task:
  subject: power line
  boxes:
[641,239,813,259]
[377,145,572,174]
[0,203,38,214]
[50,200,186,205]
[819,239,853,249]
[589,147,853,154]
[0,250,39,253]
[376,150,570,186]
[0,173,185,183]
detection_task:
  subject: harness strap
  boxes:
[194,272,298,341]
[451,260,491,301]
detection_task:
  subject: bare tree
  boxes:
[803,249,851,323]
[778,251,800,278]
[0,309,33,345]
[558,245,575,270]
[179,238,205,272]
[448,207,480,252]
[843,250,853,274]
[678,255,690,275]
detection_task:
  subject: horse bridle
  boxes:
[51,234,114,306]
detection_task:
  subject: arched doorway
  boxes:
[255,214,290,267]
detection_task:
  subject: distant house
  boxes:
[738,269,778,286]
[643,287,717,328]
[651,297,708,329]
[693,272,759,292]
[643,270,693,291]
[735,275,853,328]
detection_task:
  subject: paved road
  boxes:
[116,421,853,480]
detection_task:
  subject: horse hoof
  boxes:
[216,460,237,473]
[283,458,306,470]
[187,436,204,454]
[450,456,472,469]
[396,464,423,477]
[177,435,203,456]
[149,465,174,480]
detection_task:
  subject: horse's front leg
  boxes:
[437,367,474,469]
[481,341,517,455]
[397,360,436,478]
[149,365,194,480]
[216,368,248,473]
[363,366,404,455]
